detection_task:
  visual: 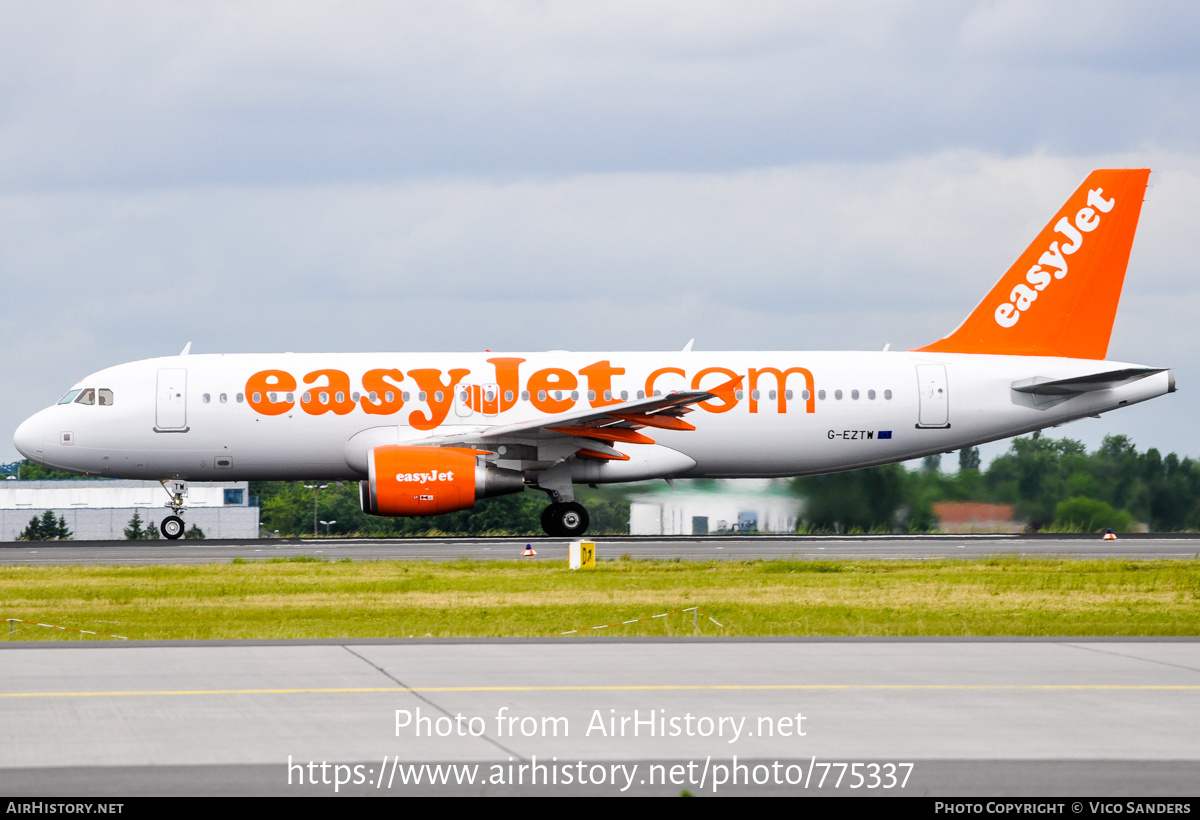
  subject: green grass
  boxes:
[2,557,1199,641]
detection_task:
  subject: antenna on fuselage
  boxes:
[682,339,694,352]
[179,342,192,356]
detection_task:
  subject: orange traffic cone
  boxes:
[1103,528,1117,540]
[522,544,537,556]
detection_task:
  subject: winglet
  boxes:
[914,169,1150,359]
[708,374,744,401]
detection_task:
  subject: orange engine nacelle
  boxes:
[360,445,525,517]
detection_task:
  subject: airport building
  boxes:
[629,479,802,535]
[931,501,1024,534]
[0,480,260,541]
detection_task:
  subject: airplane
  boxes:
[13,169,1173,539]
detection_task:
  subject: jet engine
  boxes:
[360,445,525,516]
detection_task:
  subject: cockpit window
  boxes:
[57,389,82,405]
[75,388,96,405]
[98,388,114,406]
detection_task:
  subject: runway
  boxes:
[2,533,1200,565]
[0,639,1197,796]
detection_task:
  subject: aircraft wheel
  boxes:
[557,502,590,537]
[161,515,184,540]
[540,504,562,536]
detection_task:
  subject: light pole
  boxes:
[303,484,328,537]
[319,520,336,536]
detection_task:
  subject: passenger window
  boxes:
[620,391,628,401]
[868,389,876,400]
[521,391,530,401]
[220,393,228,404]
[236,393,244,403]
[818,390,826,400]
[505,390,514,403]
[98,389,114,406]
[835,390,843,400]
[884,389,893,400]
[75,388,95,405]
[203,393,211,404]
[851,390,859,400]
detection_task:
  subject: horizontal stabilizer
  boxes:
[1011,367,1165,397]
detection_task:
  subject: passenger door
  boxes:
[916,364,949,428]
[156,368,188,431]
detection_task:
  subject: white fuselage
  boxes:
[13,350,1174,484]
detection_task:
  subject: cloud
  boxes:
[1,2,1199,189]
[2,2,1198,466]
[3,149,1196,462]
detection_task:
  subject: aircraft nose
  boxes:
[13,414,45,462]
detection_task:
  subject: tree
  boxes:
[13,460,95,481]
[1053,497,1136,533]
[17,511,71,541]
[124,511,147,540]
[958,447,981,472]
[794,464,916,532]
[17,516,41,541]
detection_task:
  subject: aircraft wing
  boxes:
[402,380,739,461]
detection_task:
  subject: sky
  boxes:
[2,1,1199,468]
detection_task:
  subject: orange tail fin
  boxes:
[914,169,1149,359]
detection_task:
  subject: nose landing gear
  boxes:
[540,501,590,537]
[159,479,188,540]
[160,515,184,539]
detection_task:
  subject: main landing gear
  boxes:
[540,501,590,537]
[159,479,188,540]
